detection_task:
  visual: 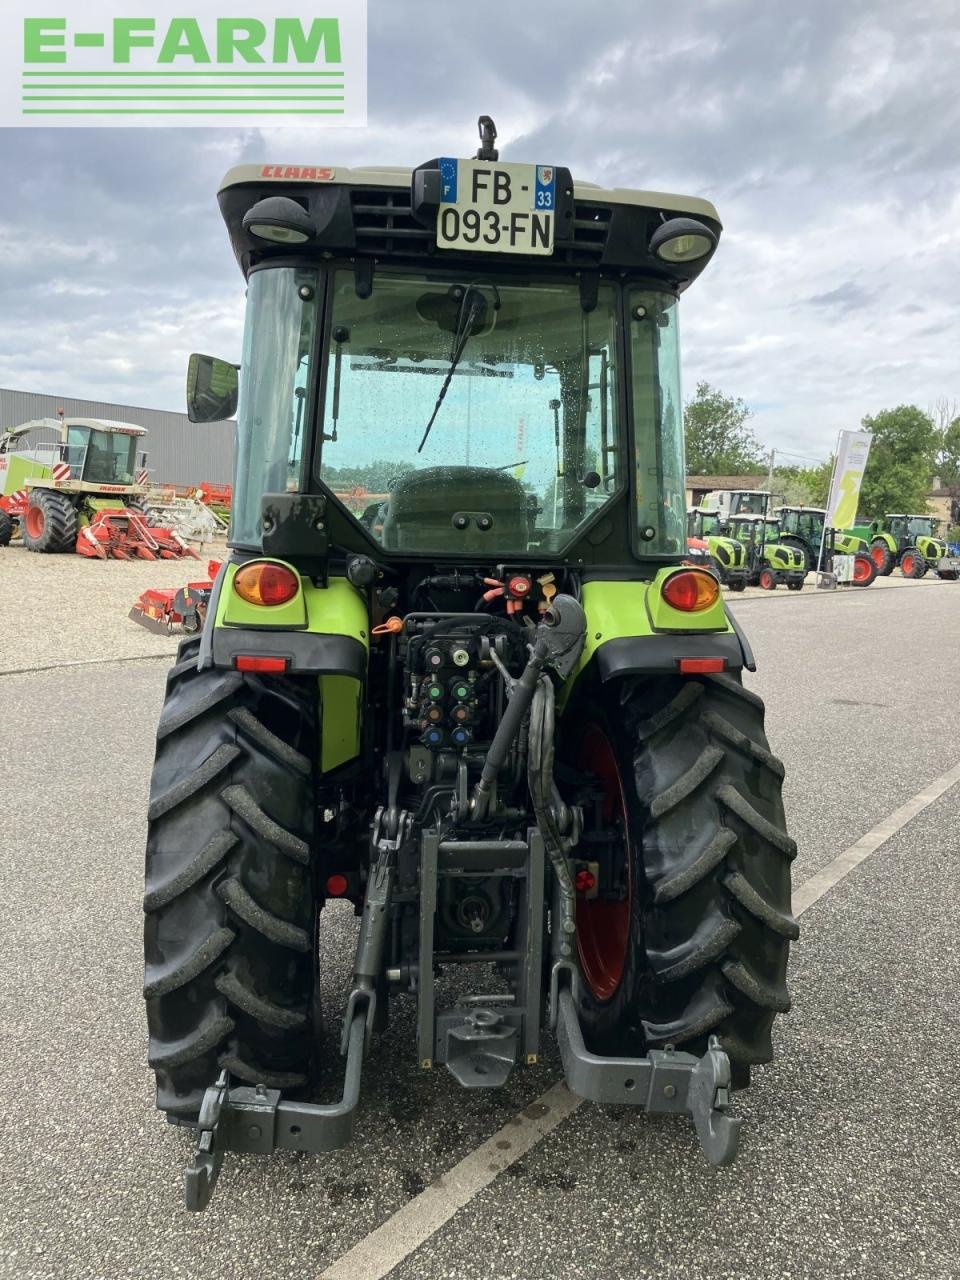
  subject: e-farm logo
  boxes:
[2,1,366,127]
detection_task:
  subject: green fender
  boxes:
[205,559,370,772]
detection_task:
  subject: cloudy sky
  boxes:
[0,0,957,461]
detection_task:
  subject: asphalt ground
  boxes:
[1,580,958,1278]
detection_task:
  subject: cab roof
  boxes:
[216,162,723,288]
[218,164,721,222]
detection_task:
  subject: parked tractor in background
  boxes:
[144,121,796,1210]
[727,514,806,590]
[686,507,747,590]
[0,415,197,560]
[775,505,877,587]
[850,514,959,580]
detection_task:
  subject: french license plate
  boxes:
[436,158,556,255]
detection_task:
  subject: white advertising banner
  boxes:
[825,430,872,529]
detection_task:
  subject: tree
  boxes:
[938,419,960,487]
[859,405,938,516]
[771,462,832,507]
[683,382,765,475]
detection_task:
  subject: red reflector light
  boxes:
[234,561,300,607]
[326,874,349,897]
[661,569,720,613]
[575,868,597,893]
[679,658,726,674]
[235,655,288,673]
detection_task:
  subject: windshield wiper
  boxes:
[416,287,490,454]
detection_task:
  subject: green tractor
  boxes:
[851,513,959,580]
[727,514,806,590]
[686,506,748,590]
[144,121,797,1209]
[775,505,877,587]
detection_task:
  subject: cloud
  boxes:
[0,0,958,461]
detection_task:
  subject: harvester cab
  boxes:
[775,505,877,587]
[145,120,797,1209]
[700,487,769,522]
[686,505,747,590]
[0,415,197,559]
[853,513,958,580]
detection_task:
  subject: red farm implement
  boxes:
[77,509,200,560]
[129,560,221,634]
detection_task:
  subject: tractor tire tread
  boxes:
[222,784,311,864]
[700,709,786,777]
[715,782,798,859]
[148,1012,236,1070]
[651,827,737,904]
[215,970,308,1029]
[216,876,311,952]
[723,868,800,938]
[143,927,236,998]
[647,912,741,982]
[647,744,725,818]
[226,708,311,776]
[156,670,244,738]
[142,832,238,911]
[146,743,241,820]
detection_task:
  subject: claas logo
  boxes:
[24,17,342,65]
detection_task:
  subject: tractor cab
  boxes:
[192,148,724,571]
[686,505,725,539]
[777,505,825,542]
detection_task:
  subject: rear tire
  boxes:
[144,638,320,1116]
[565,673,797,1069]
[0,510,11,547]
[870,540,894,575]
[21,489,77,553]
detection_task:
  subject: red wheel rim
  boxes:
[760,570,774,589]
[853,556,871,582]
[903,554,914,575]
[25,505,44,538]
[871,545,886,568]
[575,723,631,1002]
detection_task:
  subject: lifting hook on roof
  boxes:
[476,115,499,162]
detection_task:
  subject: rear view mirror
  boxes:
[187,353,239,423]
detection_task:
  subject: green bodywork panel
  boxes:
[319,674,362,771]
[762,543,804,572]
[833,531,867,555]
[2,454,50,496]
[565,572,732,695]
[915,535,946,562]
[216,563,370,641]
[706,535,746,569]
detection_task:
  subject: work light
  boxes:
[242,196,317,245]
[649,217,716,263]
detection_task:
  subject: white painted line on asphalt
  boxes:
[319,1081,579,1279]
[319,760,960,1280]
[792,757,960,915]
